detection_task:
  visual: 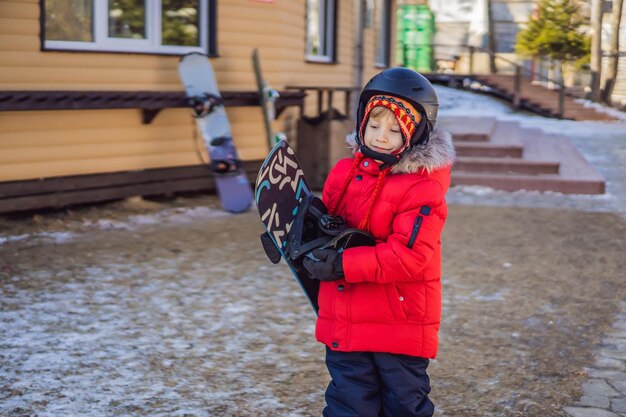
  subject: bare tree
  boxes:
[590,0,604,102]
[601,0,624,103]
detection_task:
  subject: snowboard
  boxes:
[179,52,253,213]
[255,140,375,314]
[252,48,285,149]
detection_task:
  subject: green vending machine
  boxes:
[396,4,435,72]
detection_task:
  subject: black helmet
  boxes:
[356,67,438,166]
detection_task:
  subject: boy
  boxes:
[303,68,455,417]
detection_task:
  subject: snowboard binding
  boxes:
[211,159,241,174]
[208,137,242,174]
[260,194,375,267]
[189,93,222,118]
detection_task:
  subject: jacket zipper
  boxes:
[407,206,431,249]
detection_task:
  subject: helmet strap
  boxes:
[411,118,430,147]
[359,144,401,169]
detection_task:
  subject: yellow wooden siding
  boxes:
[0,0,38,20]
[0,17,34,36]
[0,0,394,182]
[0,108,269,181]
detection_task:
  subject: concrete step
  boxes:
[442,116,606,194]
[438,116,495,142]
[521,132,605,192]
[452,133,490,141]
[489,120,524,147]
[451,171,605,194]
[454,157,560,175]
[455,142,524,158]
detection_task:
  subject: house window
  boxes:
[306,0,337,62]
[42,0,216,55]
[375,0,391,67]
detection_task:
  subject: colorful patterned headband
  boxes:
[359,95,422,153]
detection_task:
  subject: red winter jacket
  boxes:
[316,128,455,358]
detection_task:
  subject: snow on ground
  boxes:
[1,210,321,417]
[0,205,234,247]
[81,205,233,230]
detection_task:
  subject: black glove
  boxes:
[303,249,344,281]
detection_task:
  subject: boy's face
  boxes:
[363,111,404,154]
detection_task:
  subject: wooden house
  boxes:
[0,0,396,213]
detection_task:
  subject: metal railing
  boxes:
[400,43,567,117]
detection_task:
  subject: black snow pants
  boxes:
[323,348,434,417]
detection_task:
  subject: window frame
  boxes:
[40,0,218,56]
[375,0,392,68]
[305,0,338,64]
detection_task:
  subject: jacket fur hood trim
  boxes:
[346,127,456,174]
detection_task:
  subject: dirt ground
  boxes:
[1,195,625,417]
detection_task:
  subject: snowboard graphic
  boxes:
[252,48,285,149]
[255,140,375,314]
[179,52,253,213]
